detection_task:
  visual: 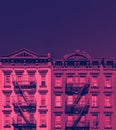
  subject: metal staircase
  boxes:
[73,83,89,109]
[73,100,89,127]
[12,79,36,130]
[65,79,90,130]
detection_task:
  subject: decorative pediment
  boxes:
[64,50,91,61]
[9,48,39,58]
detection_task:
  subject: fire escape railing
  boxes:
[72,100,90,127]
[12,79,36,129]
[12,102,31,125]
[13,82,32,106]
[65,79,90,129]
[73,83,90,110]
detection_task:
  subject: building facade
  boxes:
[0,49,52,130]
[0,49,116,130]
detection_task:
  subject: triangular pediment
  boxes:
[9,48,39,58]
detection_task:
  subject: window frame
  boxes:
[55,95,62,107]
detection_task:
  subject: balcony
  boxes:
[65,83,90,95]
[13,80,36,94]
[66,121,90,130]
[65,103,89,114]
[12,118,36,128]
[91,121,99,129]
[76,104,89,114]
[12,97,36,112]
[65,105,73,113]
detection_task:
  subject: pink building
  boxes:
[0,49,52,130]
[52,50,116,130]
[0,49,116,130]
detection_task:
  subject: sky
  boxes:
[0,1,116,58]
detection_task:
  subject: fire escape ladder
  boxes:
[12,79,36,129]
[73,100,90,128]
[15,81,30,106]
[73,83,90,109]
[12,103,31,125]
[20,89,30,106]
[81,83,90,95]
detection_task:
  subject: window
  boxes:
[91,95,98,107]
[40,113,47,127]
[17,75,23,85]
[79,77,86,87]
[75,76,79,83]
[41,94,46,106]
[4,114,10,127]
[4,75,10,86]
[105,78,111,88]
[22,74,28,85]
[30,113,35,123]
[92,115,98,128]
[67,115,73,126]
[80,116,86,125]
[17,114,22,123]
[5,95,10,106]
[92,78,98,87]
[17,75,22,81]
[55,77,62,87]
[41,75,46,86]
[55,115,61,128]
[105,115,111,127]
[80,96,85,106]
[55,95,62,107]
[105,96,111,107]
[67,76,73,83]
[67,96,73,105]
[17,95,22,105]
[29,75,35,82]
[79,77,86,83]
[29,96,35,104]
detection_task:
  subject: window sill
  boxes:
[104,126,112,129]
[40,85,47,88]
[55,106,62,108]
[54,86,63,88]
[39,105,47,108]
[4,105,11,108]
[104,87,112,89]
[54,126,62,129]
[91,86,99,89]
[91,106,99,108]
[40,125,47,128]
[4,125,11,128]
[4,85,11,88]
[91,126,99,129]
[104,106,112,108]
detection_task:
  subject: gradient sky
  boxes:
[0,1,116,58]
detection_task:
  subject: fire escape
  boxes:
[12,76,36,130]
[65,80,90,130]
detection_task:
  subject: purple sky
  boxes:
[0,1,116,58]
